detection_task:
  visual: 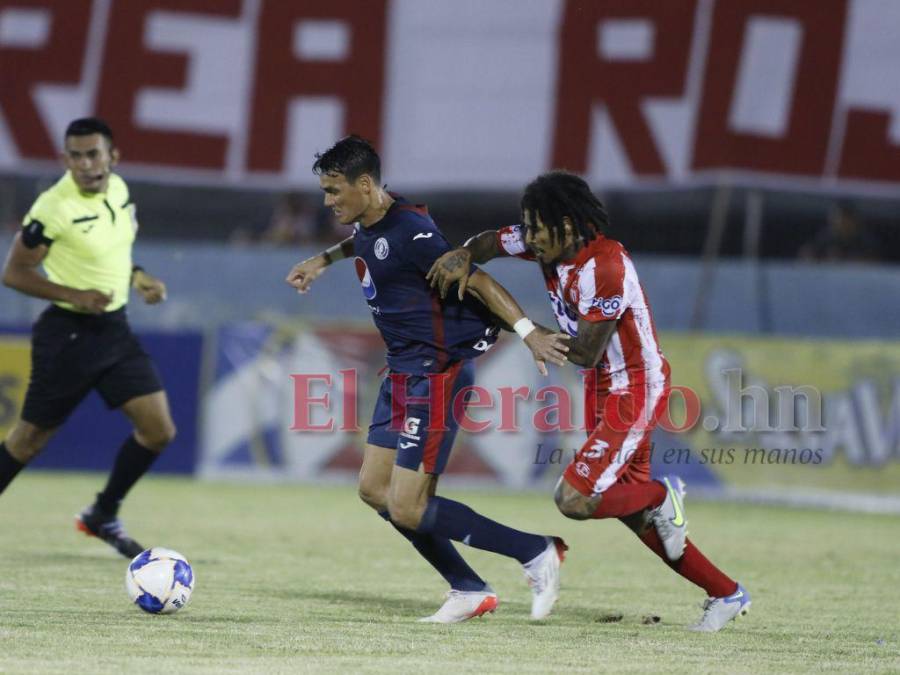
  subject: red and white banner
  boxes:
[1,0,899,191]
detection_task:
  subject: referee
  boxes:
[0,118,175,558]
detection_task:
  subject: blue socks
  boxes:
[378,511,487,592]
[416,496,547,565]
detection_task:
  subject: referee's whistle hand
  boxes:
[71,289,113,314]
[134,275,167,304]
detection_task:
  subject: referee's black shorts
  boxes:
[21,305,164,429]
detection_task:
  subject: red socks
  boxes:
[637,528,738,598]
[587,480,738,599]
[592,481,666,518]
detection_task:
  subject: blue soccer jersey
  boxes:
[352,196,498,374]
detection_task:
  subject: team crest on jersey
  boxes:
[374,237,389,260]
[592,295,622,317]
[583,439,609,459]
[354,257,377,300]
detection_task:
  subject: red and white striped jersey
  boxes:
[496,225,670,393]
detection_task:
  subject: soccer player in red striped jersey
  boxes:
[428,171,751,632]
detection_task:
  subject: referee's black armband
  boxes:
[21,219,53,249]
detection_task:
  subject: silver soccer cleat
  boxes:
[689,583,751,632]
[649,475,687,561]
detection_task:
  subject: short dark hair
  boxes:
[312,135,381,183]
[521,170,609,244]
[65,117,115,145]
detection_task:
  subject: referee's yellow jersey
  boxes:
[22,171,136,312]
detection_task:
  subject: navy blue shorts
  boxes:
[367,360,474,474]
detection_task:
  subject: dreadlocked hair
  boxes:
[520,170,609,245]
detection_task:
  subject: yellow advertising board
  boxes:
[0,336,31,438]
[661,333,900,494]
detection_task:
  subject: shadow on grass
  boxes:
[19,551,118,564]
[253,587,646,627]
[256,587,432,617]
[20,550,223,567]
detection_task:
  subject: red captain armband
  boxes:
[21,219,53,249]
[496,224,535,260]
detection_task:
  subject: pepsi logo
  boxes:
[355,257,377,300]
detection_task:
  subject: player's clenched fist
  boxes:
[132,269,167,304]
[70,289,113,314]
[286,255,327,294]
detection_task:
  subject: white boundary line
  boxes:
[197,466,900,514]
[689,485,900,515]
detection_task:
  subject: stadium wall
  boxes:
[0,242,898,339]
[0,247,897,510]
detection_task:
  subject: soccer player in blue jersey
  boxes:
[286,136,570,623]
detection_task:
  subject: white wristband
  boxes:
[513,317,536,340]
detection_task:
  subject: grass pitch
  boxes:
[1,472,898,674]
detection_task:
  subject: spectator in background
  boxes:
[227,190,379,247]
[260,191,319,245]
[320,203,355,242]
[234,191,354,247]
[799,201,881,263]
[0,181,22,238]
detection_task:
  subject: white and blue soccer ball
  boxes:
[125,547,194,614]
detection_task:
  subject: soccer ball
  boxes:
[125,547,194,614]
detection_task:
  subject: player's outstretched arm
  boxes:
[2,232,111,313]
[285,235,354,294]
[427,230,506,300]
[466,269,569,375]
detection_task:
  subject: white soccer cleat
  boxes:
[523,537,568,620]
[649,475,688,561]
[417,589,499,624]
[689,583,751,632]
